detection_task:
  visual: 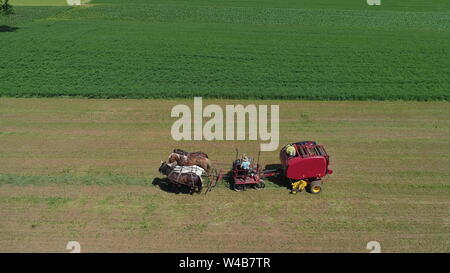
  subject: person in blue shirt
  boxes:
[240,155,250,170]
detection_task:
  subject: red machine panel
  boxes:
[279,141,332,181]
[285,157,327,180]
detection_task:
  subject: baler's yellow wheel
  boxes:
[308,181,322,194]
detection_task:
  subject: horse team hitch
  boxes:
[158,141,332,195]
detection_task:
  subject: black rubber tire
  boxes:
[307,180,322,194]
[233,183,244,192]
[253,180,265,190]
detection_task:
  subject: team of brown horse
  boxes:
[158,149,212,194]
[168,149,211,173]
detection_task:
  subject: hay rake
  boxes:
[204,168,224,195]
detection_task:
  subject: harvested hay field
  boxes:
[0,98,449,252]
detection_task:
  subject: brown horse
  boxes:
[168,151,211,173]
[158,161,203,194]
[173,149,208,158]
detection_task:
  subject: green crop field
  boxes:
[10,0,71,6]
[1,0,449,100]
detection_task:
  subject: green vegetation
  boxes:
[10,0,68,5]
[0,0,449,100]
[1,0,14,15]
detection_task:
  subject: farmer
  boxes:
[285,144,296,157]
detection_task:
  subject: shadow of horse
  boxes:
[151,177,192,194]
[0,25,19,32]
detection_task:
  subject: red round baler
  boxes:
[279,141,332,194]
